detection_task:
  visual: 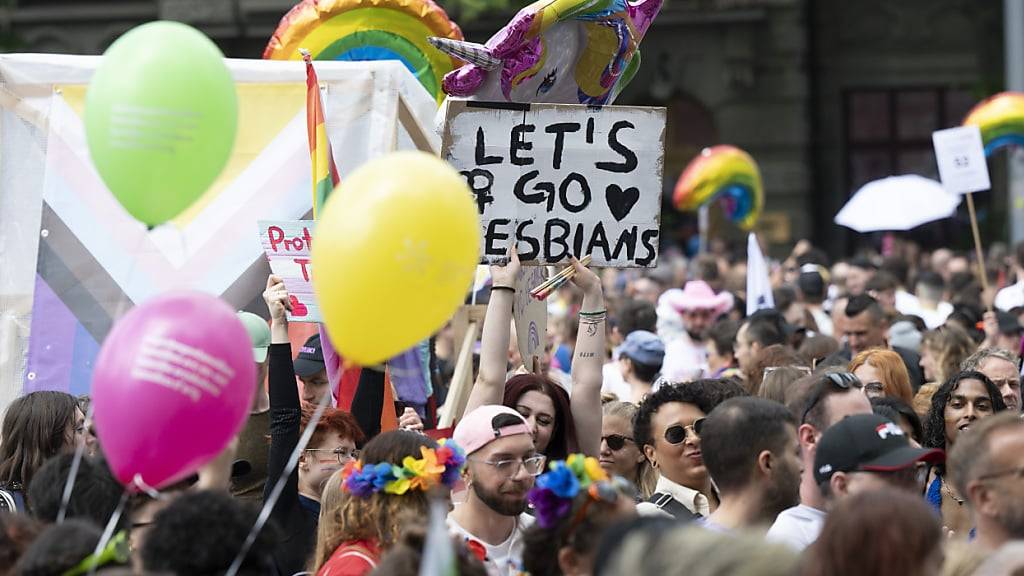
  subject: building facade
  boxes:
[1,0,1005,257]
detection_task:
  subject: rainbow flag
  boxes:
[303,50,340,218]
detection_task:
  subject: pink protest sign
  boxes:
[258,220,320,322]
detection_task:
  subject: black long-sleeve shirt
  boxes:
[264,343,318,575]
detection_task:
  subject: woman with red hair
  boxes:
[469,247,605,458]
[849,348,914,404]
[264,276,366,575]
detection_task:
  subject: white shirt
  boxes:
[636,475,711,518]
[448,512,533,576]
[896,295,953,329]
[809,307,833,337]
[601,361,629,401]
[660,333,707,383]
[766,504,827,551]
[996,281,1024,312]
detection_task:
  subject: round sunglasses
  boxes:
[663,418,706,445]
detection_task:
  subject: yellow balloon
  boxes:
[312,151,480,366]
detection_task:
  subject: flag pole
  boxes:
[965,191,992,310]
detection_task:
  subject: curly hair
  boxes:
[634,379,748,449]
[922,370,1006,473]
[504,374,577,460]
[316,430,436,571]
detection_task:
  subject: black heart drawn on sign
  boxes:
[606,184,640,222]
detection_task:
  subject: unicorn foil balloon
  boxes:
[428,0,661,105]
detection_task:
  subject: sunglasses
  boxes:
[664,419,706,445]
[763,366,812,380]
[601,434,635,451]
[800,372,863,424]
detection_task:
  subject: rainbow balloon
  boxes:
[963,92,1024,156]
[673,145,764,231]
[263,0,463,104]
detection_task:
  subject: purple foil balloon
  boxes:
[92,292,255,489]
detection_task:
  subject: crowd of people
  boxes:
[3,235,1024,576]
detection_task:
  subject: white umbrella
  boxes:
[835,175,962,232]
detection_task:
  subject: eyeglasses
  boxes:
[800,373,863,424]
[664,419,706,445]
[601,434,635,451]
[469,455,546,477]
[305,448,360,464]
[863,381,886,396]
[978,465,1024,483]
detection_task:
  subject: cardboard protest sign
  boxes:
[514,266,548,371]
[258,220,320,322]
[441,100,666,267]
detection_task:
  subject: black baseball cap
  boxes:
[997,311,1024,336]
[293,334,325,377]
[814,414,944,486]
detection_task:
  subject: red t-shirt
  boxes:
[317,539,381,576]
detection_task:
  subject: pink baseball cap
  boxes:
[454,405,532,455]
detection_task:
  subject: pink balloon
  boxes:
[92,292,256,489]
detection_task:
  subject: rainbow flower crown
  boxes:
[528,454,611,528]
[341,438,466,497]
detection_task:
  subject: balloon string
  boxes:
[87,489,128,576]
[57,401,93,524]
[225,389,332,576]
[132,473,164,500]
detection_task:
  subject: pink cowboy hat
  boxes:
[665,281,734,316]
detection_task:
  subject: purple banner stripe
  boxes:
[25,274,74,394]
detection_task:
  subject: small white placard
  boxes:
[932,126,990,195]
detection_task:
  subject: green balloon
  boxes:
[85,21,238,226]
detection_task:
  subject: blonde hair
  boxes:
[922,327,976,385]
[311,469,348,572]
[849,348,914,404]
[602,401,657,499]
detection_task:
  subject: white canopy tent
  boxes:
[0,54,439,410]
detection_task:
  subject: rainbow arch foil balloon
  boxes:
[264,0,463,104]
[673,145,764,231]
[430,0,662,105]
[963,92,1024,156]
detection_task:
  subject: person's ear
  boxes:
[798,424,817,451]
[634,448,647,466]
[757,450,773,477]
[643,444,658,469]
[968,479,995,517]
[299,453,310,471]
[831,472,849,498]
